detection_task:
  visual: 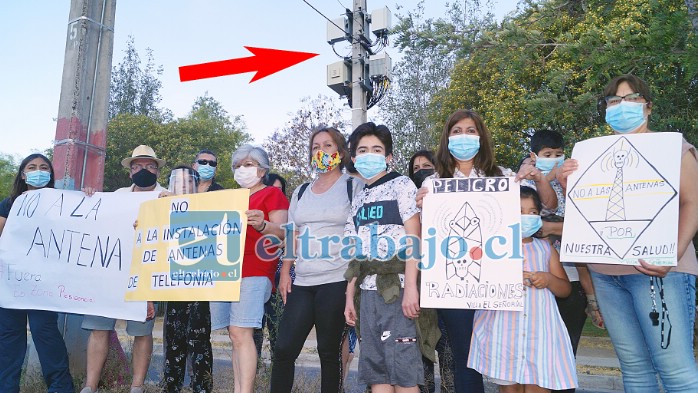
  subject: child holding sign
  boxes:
[468,186,576,392]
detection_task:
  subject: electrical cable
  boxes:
[301,0,344,32]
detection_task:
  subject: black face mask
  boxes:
[132,168,157,188]
[412,168,435,188]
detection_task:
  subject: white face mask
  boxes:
[234,166,261,188]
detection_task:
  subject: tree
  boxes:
[0,154,16,198]
[160,95,250,189]
[104,113,163,191]
[378,1,495,172]
[104,95,249,191]
[108,36,169,120]
[432,0,698,169]
[687,0,698,35]
[263,95,348,193]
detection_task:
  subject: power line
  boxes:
[301,0,344,32]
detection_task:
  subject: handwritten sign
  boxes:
[0,189,156,320]
[125,189,249,301]
[420,177,524,311]
[561,133,682,265]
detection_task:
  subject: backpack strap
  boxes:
[346,177,353,203]
[297,182,310,200]
[298,178,353,202]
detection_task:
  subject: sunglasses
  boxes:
[196,159,218,167]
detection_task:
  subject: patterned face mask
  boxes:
[311,150,342,173]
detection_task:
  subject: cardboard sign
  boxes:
[561,133,681,265]
[126,189,250,301]
[420,177,524,311]
[0,189,156,320]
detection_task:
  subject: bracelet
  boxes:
[586,294,600,311]
[256,220,267,233]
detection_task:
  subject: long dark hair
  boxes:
[10,153,55,204]
[520,185,543,212]
[408,150,435,180]
[263,173,287,196]
[435,109,502,178]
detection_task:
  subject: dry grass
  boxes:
[20,363,324,392]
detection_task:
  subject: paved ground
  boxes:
[23,317,628,391]
[140,319,626,392]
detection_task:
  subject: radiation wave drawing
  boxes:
[567,136,678,259]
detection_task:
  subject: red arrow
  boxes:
[179,46,319,83]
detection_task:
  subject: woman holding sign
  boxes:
[416,110,559,393]
[0,153,75,393]
[416,110,514,393]
[558,74,698,391]
[210,144,289,393]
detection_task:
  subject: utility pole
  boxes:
[54,0,115,191]
[326,3,390,132]
[351,0,369,131]
[52,0,117,375]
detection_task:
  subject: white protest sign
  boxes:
[0,188,157,320]
[561,132,682,265]
[420,177,524,311]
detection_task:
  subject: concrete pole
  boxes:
[53,0,115,191]
[351,0,368,131]
[52,0,117,377]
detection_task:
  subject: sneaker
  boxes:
[79,388,97,393]
[130,386,145,393]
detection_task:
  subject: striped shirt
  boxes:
[468,238,577,390]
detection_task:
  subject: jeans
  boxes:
[161,301,212,393]
[270,281,347,393]
[591,271,698,392]
[0,308,74,393]
[438,309,483,393]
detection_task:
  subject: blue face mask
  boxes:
[605,101,647,133]
[25,170,51,188]
[521,214,542,238]
[197,164,215,180]
[535,154,565,174]
[354,153,387,180]
[448,135,480,161]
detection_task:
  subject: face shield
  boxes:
[168,168,199,195]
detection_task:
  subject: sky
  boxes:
[0,0,521,160]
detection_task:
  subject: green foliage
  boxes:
[105,38,249,191]
[104,95,249,191]
[432,0,698,170]
[108,36,170,121]
[379,1,497,172]
[0,154,17,198]
[263,95,348,193]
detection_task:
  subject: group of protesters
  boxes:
[1,73,697,393]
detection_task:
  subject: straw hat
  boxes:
[120,145,166,169]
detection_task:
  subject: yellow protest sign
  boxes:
[125,189,250,301]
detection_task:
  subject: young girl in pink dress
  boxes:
[468,186,577,392]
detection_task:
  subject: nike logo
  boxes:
[381,331,391,341]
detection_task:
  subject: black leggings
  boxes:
[162,301,212,393]
[270,281,347,393]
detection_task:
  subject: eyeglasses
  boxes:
[196,159,218,167]
[130,163,158,171]
[604,93,644,106]
[232,162,259,170]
